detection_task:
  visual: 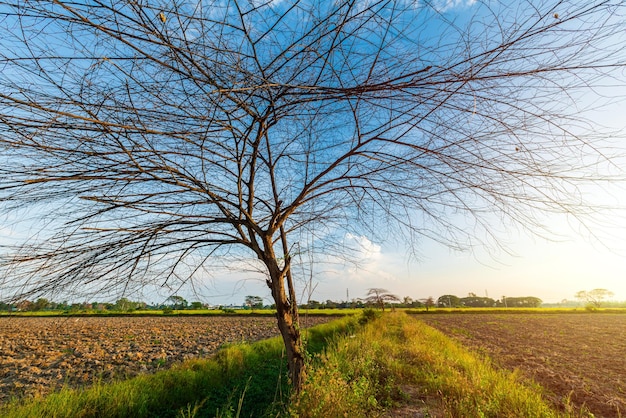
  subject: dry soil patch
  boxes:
[0,315,333,404]
[420,313,626,418]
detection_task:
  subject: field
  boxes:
[2,312,625,417]
[0,315,334,405]
[420,313,626,418]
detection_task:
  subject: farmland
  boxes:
[2,311,625,417]
[420,313,626,418]
[0,315,334,404]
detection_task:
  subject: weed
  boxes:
[358,308,381,325]
[176,399,207,418]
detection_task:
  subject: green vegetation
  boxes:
[407,307,626,315]
[1,312,582,417]
[292,312,566,417]
[3,289,624,316]
[4,305,626,318]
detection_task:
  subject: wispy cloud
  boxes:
[431,0,477,12]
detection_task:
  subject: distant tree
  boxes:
[402,296,413,307]
[500,296,542,308]
[575,289,615,308]
[69,303,83,312]
[460,296,496,307]
[364,288,400,312]
[33,298,50,311]
[409,299,424,308]
[437,295,461,308]
[167,295,188,310]
[302,300,323,310]
[190,301,204,310]
[352,299,365,309]
[114,297,136,312]
[325,299,338,309]
[422,297,436,312]
[244,296,264,310]
[114,297,146,311]
[16,300,34,311]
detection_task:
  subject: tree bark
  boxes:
[275,293,306,392]
[262,238,306,392]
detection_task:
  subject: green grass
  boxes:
[292,312,577,417]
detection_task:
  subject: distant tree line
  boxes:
[0,296,210,313]
[437,294,543,308]
[5,289,621,313]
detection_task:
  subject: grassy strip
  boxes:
[292,311,574,417]
[406,307,626,314]
[0,317,359,418]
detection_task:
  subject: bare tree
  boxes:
[1,1,625,391]
[575,289,615,308]
[364,288,401,311]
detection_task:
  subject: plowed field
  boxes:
[420,313,626,418]
[0,315,333,404]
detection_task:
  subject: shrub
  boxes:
[358,308,381,325]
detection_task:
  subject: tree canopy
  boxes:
[575,289,615,308]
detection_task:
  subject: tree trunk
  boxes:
[275,297,306,391]
[262,240,306,392]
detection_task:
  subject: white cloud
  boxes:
[344,232,382,262]
[432,0,477,12]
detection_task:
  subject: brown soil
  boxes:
[0,315,333,404]
[419,313,626,418]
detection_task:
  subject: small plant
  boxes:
[359,308,382,325]
[162,307,174,315]
[215,378,250,418]
[153,357,167,369]
[177,399,207,418]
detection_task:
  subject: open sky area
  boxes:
[1,0,625,308]
[191,221,626,306]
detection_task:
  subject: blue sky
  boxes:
[1,0,625,307]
